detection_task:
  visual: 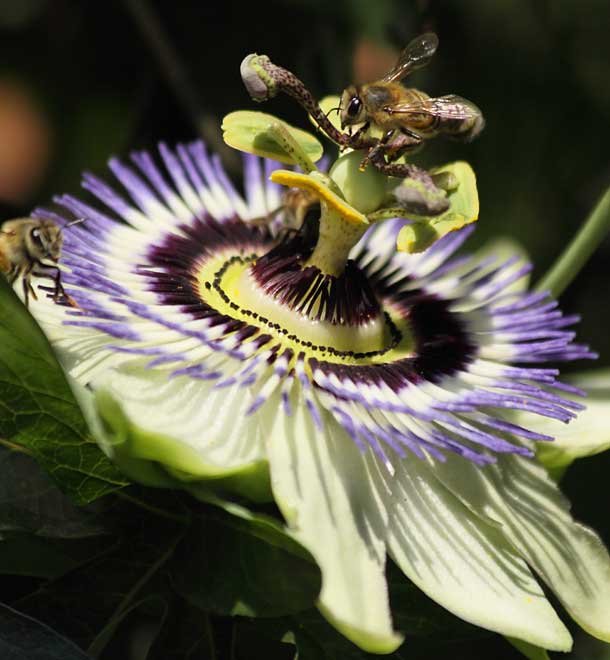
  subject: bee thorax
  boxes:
[362,85,394,111]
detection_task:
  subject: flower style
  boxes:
[27,141,610,654]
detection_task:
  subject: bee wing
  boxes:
[388,95,482,121]
[382,32,439,83]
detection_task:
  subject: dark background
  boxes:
[1,1,609,658]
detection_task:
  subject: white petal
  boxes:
[265,389,403,654]
[383,455,572,651]
[428,452,610,643]
[518,369,610,468]
[91,363,266,476]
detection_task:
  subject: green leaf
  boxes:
[222,110,324,164]
[171,507,321,617]
[0,447,106,537]
[0,534,111,579]
[233,619,298,660]
[14,505,185,652]
[86,595,168,659]
[396,161,479,253]
[197,495,318,563]
[0,602,92,659]
[0,278,129,504]
[145,598,215,660]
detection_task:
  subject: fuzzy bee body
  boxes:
[340,33,484,151]
[0,217,76,307]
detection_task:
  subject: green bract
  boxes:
[396,161,479,253]
[222,110,324,165]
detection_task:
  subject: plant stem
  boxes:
[536,186,610,297]
[87,532,184,658]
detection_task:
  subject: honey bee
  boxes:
[251,188,320,249]
[278,188,320,245]
[0,217,79,307]
[339,33,484,174]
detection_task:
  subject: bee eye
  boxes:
[347,97,362,118]
[30,227,43,247]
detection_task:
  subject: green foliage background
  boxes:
[0,1,609,659]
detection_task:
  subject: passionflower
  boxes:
[26,141,610,654]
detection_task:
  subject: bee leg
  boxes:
[339,126,353,152]
[7,266,19,285]
[33,264,73,304]
[359,142,384,172]
[249,211,275,228]
[358,129,394,171]
[347,123,377,152]
[28,279,39,302]
[368,150,450,216]
[360,127,420,172]
[33,267,79,308]
[22,277,29,307]
[19,261,38,307]
[51,267,66,301]
[383,130,423,161]
[369,147,436,187]
[350,122,370,143]
[22,277,38,307]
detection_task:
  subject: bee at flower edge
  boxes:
[339,32,485,171]
[0,217,80,307]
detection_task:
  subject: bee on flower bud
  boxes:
[340,32,484,174]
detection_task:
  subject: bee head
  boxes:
[26,220,63,263]
[340,86,366,129]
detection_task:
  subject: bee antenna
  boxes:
[325,106,341,118]
[62,217,86,232]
